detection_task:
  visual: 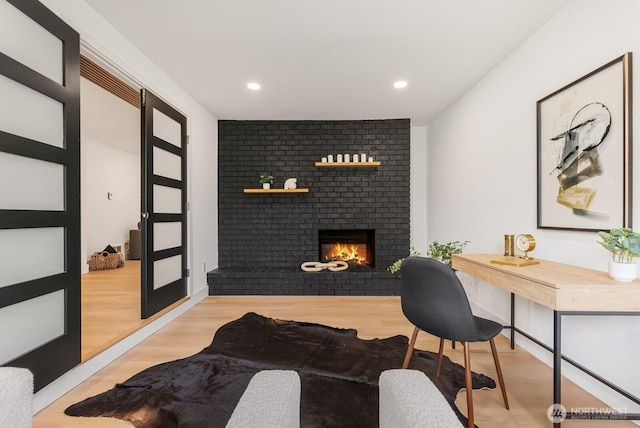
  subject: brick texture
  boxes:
[209,119,410,295]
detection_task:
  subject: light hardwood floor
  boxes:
[81,260,186,361]
[81,260,142,361]
[36,295,634,427]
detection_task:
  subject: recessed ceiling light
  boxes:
[393,80,408,89]
[247,82,261,90]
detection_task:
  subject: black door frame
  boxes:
[0,0,81,391]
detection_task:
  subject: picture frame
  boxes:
[537,53,632,231]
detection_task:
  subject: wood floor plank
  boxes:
[35,296,635,427]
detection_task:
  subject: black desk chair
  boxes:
[400,256,509,428]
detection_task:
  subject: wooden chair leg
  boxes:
[489,338,509,410]
[402,326,419,369]
[435,337,445,377]
[463,342,474,428]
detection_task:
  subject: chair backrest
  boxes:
[400,256,482,342]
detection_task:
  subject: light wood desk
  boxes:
[452,254,640,426]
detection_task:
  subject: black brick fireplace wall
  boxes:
[208,119,410,295]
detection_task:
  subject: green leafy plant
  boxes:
[428,240,470,268]
[387,240,470,274]
[597,228,640,263]
[387,247,421,274]
[259,172,275,185]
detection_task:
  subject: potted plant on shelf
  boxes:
[597,228,640,281]
[387,240,469,274]
[259,172,275,189]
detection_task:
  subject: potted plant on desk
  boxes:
[597,227,640,281]
[259,172,275,189]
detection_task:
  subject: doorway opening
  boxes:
[80,53,189,361]
[80,54,143,361]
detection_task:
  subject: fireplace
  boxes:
[211,119,410,295]
[319,229,375,268]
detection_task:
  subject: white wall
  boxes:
[410,126,429,254]
[82,137,139,258]
[428,0,640,415]
[80,76,141,265]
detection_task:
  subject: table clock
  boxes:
[491,233,540,267]
[516,234,536,259]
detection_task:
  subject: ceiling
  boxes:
[84,0,570,126]
[80,77,140,154]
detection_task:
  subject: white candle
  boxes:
[353,154,359,162]
[361,153,367,162]
[344,154,350,162]
[368,156,373,162]
[337,154,343,162]
[321,157,327,163]
[328,154,333,163]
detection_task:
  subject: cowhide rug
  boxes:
[65,312,495,427]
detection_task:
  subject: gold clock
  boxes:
[516,234,536,258]
[491,233,539,267]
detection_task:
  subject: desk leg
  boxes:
[510,293,515,350]
[554,310,562,427]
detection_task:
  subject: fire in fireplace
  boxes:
[319,229,375,267]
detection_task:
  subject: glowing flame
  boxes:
[324,243,368,265]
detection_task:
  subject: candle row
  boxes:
[321,154,374,163]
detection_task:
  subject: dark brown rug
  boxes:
[65,312,495,427]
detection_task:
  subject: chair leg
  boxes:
[435,337,445,377]
[402,326,419,369]
[462,342,474,428]
[489,338,509,410]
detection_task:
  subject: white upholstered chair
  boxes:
[0,367,34,428]
[226,370,300,428]
[379,369,463,428]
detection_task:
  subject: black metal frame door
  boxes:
[0,0,80,391]
[140,89,187,318]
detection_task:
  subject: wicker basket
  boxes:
[89,251,121,271]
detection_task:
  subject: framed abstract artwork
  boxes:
[537,53,632,231]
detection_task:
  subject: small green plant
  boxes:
[597,228,640,263]
[259,172,275,185]
[387,247,421,274]
[387,240,470,274]
[427,240,469,268]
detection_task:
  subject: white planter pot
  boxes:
[262,183,270,189]
[608,261,638,282]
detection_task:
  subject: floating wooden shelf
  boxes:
[243,188,309,194]
[315,161,381,167]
